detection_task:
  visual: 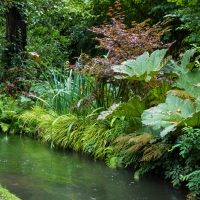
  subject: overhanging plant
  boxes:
[141,48,200,137]
[142,94,200,137]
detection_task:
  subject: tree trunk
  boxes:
[4,4,27,68]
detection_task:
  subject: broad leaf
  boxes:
[164,49,196,75]
[146,82,172,106]
[97,96,146,121]
[195,98,200,112]
[111,95,146,118]
[141,95,197,137]
[175,70,200,98]
[112,49,169,81]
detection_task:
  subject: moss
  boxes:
[0,185,21,200]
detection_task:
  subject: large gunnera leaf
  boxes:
[164,49,196,75]
[195,98,200,112]
[97,96,146,120]
[112,49,170,81]
[111,95,146,117]
[141,95,198,137]
[175,70,200,98]
[146,82,172,106]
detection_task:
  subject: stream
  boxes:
[0,134,187,200]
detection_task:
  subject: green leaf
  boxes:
[142,95,196,136]
[195,98,200,112]
[160,124,177,137]
[111,96,146,118]
[20,96,31,103]
[112,49,169,81]
[146,82,172,106]
[165,49,196,75]
[175,70,200,98]
[0,122,10,132]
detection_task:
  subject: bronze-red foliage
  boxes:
[72,2,174,78]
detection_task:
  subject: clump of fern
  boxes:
[141,142,171,162]
[113,133,153,167]
[133,142,172,178]
[113,132,172,177]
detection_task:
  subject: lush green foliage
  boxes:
[164,49,196,75]
[142,94,200,137]
[0,94,33,134]
[20,105,123,160]
[0,184,21,200]
[26,0,95,64]
[141,48,200,137]
[112,49,170,81]
[167,0,200,45]
[31,67,96,115]
[0,0,200,198]
[169,127,200,198]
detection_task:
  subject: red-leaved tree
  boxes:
[72,2,173,78]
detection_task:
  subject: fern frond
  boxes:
[141,143,171,162]
[126,134,153,153]
[114,133,138,151]
[114,133,153,152]
[134,162,153,179]
[114,133,161,167]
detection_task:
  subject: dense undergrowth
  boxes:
[0,1,200,199]
[1,46,200,199]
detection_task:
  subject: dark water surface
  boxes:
[0,134,187,200]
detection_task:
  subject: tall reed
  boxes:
[36,67,95,115]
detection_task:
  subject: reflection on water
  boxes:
[0,134,187,200]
